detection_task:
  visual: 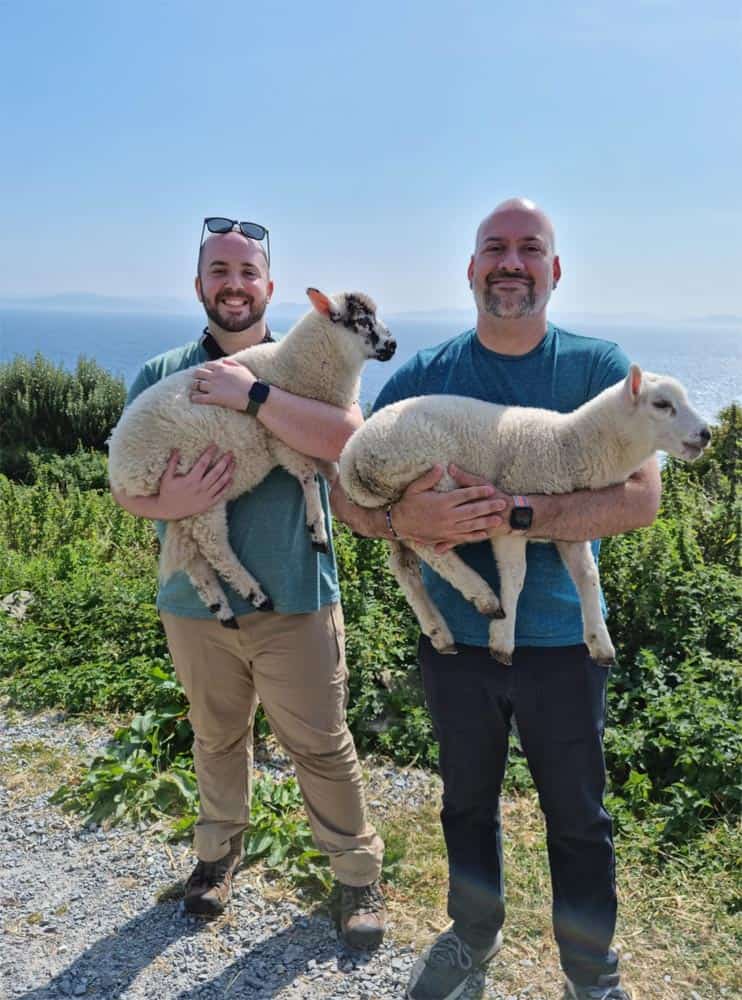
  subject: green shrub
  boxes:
[0,354,124,480]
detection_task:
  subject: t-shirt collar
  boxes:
[200,326,274,360]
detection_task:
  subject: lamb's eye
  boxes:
[355,316,372,330]
[652,400,674,413]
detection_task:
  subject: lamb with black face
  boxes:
[344,292,397,361]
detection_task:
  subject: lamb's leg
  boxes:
[554,540,616,666]
[161,520,241,627]
[488,536,528,665]
[183,552,240,630]
[269,441,328,552]
[407,542,504,620]
[388,540,457,654]
[187,506,273,615]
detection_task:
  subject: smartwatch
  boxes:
[509,494,533,532]
[245,379,271,417]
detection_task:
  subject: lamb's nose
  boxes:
[699,426,711,444]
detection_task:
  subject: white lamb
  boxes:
[108,288,396,627]
[338,366,711,665]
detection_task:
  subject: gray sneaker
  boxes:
[406,927,503,1000]
[565,973,630,999]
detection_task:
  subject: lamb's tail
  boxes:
[338,446,396,509]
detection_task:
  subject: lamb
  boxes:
[108,288,396,627]
[338,365,711,665]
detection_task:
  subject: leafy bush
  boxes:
[0,354,124,480]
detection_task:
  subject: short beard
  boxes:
[202,295,267,333]
[476,282,537,319]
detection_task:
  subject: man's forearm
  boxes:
[330,481,393,539]
[258,391,363,461]
[527,458,662,541]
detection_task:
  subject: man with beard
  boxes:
[111,219,386,948]
[331,199,660,998]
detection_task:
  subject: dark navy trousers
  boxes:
[419,636,618,986]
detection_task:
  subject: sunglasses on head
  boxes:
[200,217,270,265]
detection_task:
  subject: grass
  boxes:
[0,739,83,801]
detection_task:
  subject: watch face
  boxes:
[249,380,270,404]
[509,506,533,531]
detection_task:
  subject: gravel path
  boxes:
[0,707,523,1000]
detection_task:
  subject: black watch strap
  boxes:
[245,379,271,417]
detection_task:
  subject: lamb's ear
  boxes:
[623,364,643,404]
[306,287,342,322]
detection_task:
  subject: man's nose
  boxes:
[225,271,248,290]
[500,247,524,271]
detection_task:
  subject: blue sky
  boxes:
[1,0,740,319]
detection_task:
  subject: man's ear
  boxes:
[467,256,475,287]
[552,255,562,289]
[195,275,204,303]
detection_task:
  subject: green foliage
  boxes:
[0,477,164,713]
[334,525,438,767]
[0,354,125,481]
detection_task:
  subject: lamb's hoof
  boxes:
[489,648,512,665]
[221,617,239,630]
[311,540,330,554]
[255,597,274,613]
[594,654,616,668]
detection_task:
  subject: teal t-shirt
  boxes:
[126,340,339,618]
[372,323,630,648]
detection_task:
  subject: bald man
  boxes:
[112,221,386,949]
[332,200,657,998]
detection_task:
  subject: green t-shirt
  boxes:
[125,339,340,618]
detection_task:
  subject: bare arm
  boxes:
[110,446,235,521]
[527,457,662,541]
[190,357,363,461]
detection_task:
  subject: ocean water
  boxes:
[0,307,739,423]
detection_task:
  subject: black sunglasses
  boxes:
[200,217,271,265]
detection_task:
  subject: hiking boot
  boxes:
[183,834,243,916]
[565,973,631,1000]
[407,927,503,1000]
[338,880,386,950]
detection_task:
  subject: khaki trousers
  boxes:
[160,603,383,886]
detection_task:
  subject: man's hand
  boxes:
[190,358,256,411]
[391,463,509,550]
[156,445,235,518]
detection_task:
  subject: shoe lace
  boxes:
[426,930,473,972]
[340,881,385,916]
